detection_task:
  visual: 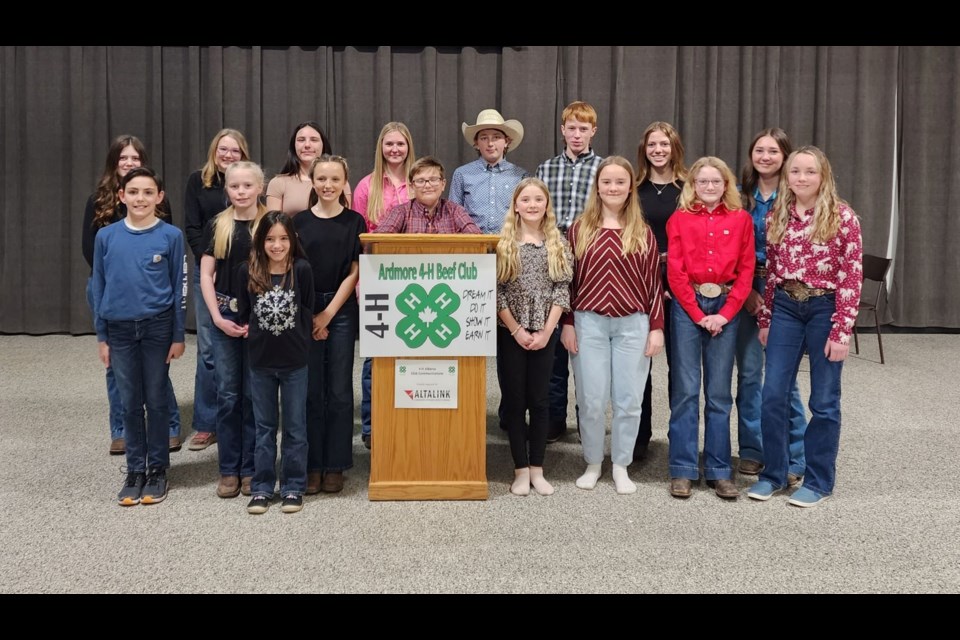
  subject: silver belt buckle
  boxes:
[698,282,721,298]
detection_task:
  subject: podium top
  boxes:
[360,233,499,252]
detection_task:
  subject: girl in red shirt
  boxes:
[666,157,754,500]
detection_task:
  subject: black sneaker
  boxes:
[362,433,371,450]
[247,495,270,515]
[280,494,303,514]
[118,471,146,506]
[140,468,168,505]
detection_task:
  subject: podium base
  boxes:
[368,480,489,501]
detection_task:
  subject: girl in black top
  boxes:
[238,211,315,515]
[634,121,687,459]
[200,160,267,499]
[182,128,252,451]
[293,155,367,495]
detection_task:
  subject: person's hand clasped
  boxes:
[527,329,552,351]
[216,317,247,338]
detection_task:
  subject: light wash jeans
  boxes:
[570,311,651,467]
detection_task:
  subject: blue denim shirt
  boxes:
[750,186,777,265]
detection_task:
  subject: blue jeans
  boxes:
[307,295,358,473]
[191,268,217,433]
[87,277,179,439]
[106,308,176,472]
[548,326,571,425]
[668,293,739,481]
[735,276,806,474]
[250,365,309,497]
[361,357,372,437]
[211,320,255,477]
[759,288,843,496]
[571,311,651,467]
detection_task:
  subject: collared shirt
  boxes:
[352,173,411,232]
[535,149,602,232]
[448,157,529,234]
[749,186,777,263]
[666,202,755,322]
[758,202,863,344]
[373,198,481,235]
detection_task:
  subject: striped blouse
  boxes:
[563,224,664,331]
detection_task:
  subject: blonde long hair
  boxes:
[200,128,251,188]
[678,156,742,212]
[366,122,416,225]
[573,156,650,259]
[768,146,846,245]
[497,178,572,283]
[211,161,267,259]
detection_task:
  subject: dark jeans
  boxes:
[361,357,372,437]
[211,320,255,477]
[250,365,309,497]
[638,295,673,448]
[106,307,175,473]
[498,326,558,468]
[87,277,179,439]
[548,325,579,435]
[307,295,358,473]
[191,268,218,433]
[759,289,843,496]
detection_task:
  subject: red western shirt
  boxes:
[666,202,755,323]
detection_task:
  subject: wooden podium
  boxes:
[360,233,499,501]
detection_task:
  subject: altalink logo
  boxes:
[395,283,461,348]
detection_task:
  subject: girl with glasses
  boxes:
[666,157,754,501]
[183,128,253,453]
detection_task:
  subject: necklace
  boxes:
[651,181,671,196]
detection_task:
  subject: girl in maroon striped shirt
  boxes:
[560,156,664,495]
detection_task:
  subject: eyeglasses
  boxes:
[412,177,443,187]
[695,179,724,187]
[217,146,242,157]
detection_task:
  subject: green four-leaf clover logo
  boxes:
[395,283,461,349]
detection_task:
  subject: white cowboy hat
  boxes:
[461,109,524,151]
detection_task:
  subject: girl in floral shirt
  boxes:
[748,146,862,508]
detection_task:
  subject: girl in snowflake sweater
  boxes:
[238,211,315,514]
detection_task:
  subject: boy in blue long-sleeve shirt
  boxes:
[92,167,187,506]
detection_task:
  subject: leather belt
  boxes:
[691,282,732,298]
[755,266,768,278]
[779,280,833,302]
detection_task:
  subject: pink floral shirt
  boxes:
[758,202,863,344]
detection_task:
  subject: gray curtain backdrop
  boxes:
[0,45,951,334]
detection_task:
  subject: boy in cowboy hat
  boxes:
[449,109,529,235]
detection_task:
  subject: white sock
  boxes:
[510,468,530,496]
[612,464,637,495]
[576,463,602,490]
[530,466,554,496]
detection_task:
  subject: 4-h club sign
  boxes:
[359,254,497,357]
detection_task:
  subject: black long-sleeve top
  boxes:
[183,169,229,264]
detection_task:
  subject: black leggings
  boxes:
[497,325,559,468]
